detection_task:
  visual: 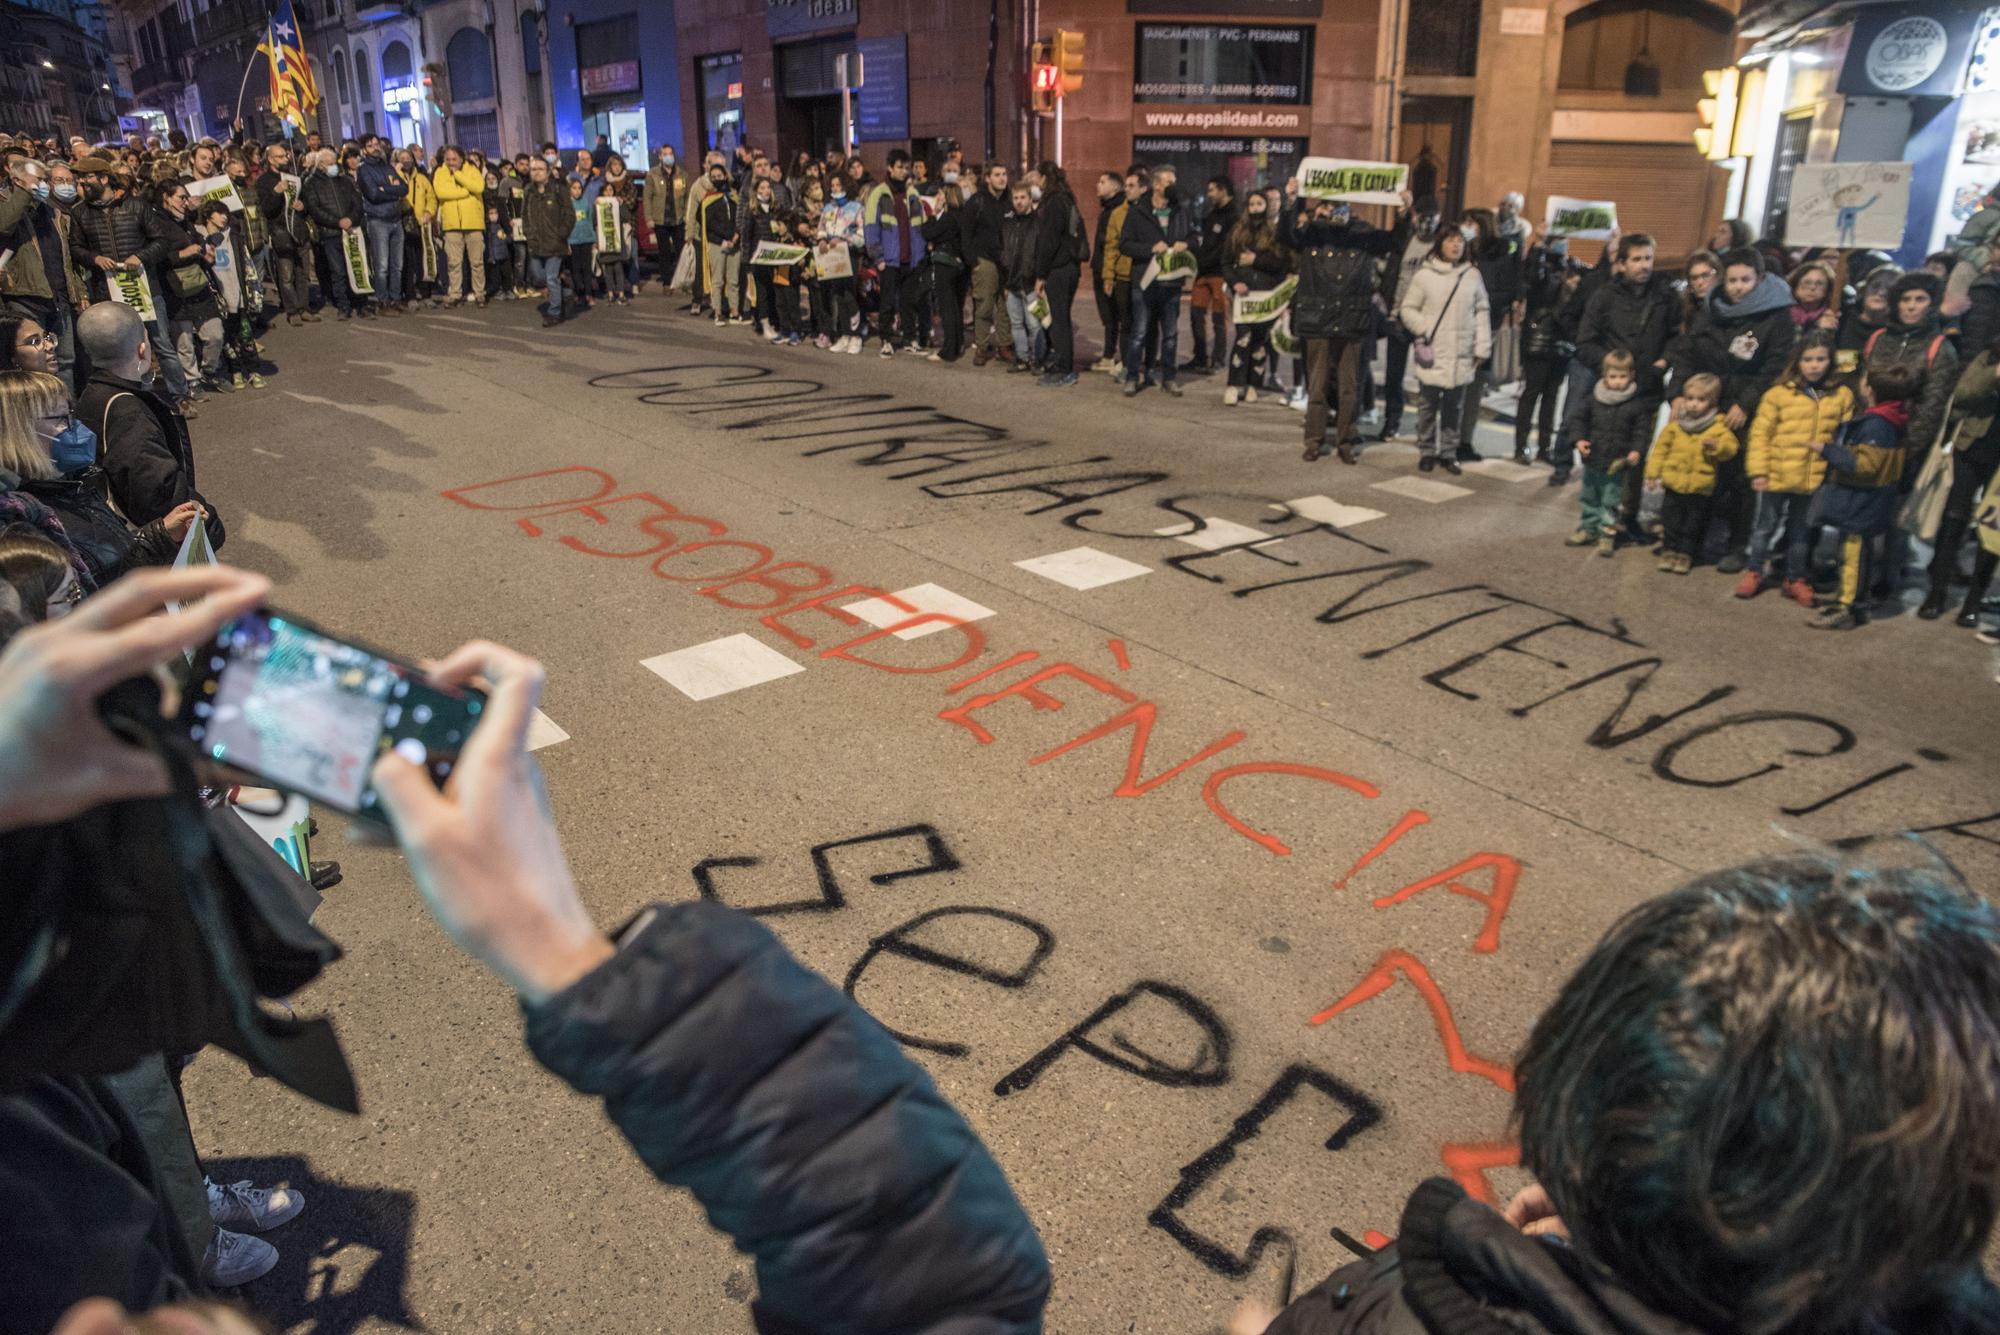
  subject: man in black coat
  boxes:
[300,147,365,319]
[253,141,315,324]
[965,162,1015,364]
[1554,233,1680,487]
[1279,178,1411,462]
[1188,176,1238,374]
[73,301,222,547]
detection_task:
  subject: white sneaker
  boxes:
[879,342,895,358]
[845,337,861,355]
[201,1228,278,1287]
[1223,386,1240,406]
[1244,386,1259,403]
[926,350,943,362]
[764,327,782,342]
[207,1176,306,1232]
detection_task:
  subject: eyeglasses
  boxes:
[18,332,54,349]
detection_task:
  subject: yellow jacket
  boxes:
[1100,199,1131,285]
[406,168,437,226]
[1746,380,1853,493]
[433,163,485,232]
[1645,415,1740,495]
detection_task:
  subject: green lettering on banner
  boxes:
[1553,207,1613,234]
[110,267,157,322]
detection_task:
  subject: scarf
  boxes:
[1593,378,1638,406]
[1790,302,1826,328]
[1677,404,1720,434]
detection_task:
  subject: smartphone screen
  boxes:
[183,608,485,822]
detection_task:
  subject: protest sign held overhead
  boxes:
[1544,195,1618,239]
[1784,162,1911,249]
[1294,158,1408,206]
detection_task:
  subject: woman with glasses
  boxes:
[0,369,198,586]
[0,315,58,376]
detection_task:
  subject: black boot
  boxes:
[1958,551,1997,628]
[1920,516,1967,619]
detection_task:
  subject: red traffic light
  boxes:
[1033,63,1058,92]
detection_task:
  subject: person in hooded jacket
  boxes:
[1673,246,1796,572]
[1957,234,2000,356]
[1237,852,2000,1335]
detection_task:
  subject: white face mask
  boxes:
[942,171,958,185]
[1029,184,1042,202]
[1460,223,1478,242]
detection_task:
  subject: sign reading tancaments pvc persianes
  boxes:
[1293,158,1407,206]
[1543,195,1618,240]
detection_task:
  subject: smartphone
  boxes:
[181,607,486,824]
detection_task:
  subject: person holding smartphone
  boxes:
[0,566,1051,1334]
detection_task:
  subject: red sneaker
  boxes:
[1733,570,1764,599]
[1781,578,1815,607]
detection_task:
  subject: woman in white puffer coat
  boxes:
[1397,228,1491,474]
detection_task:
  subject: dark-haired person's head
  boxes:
[0,524,77,621]
[1205,174,1232,207]
[1614,232,1655,281]
[1721,245,1763,302]
[1891,271,1941,328]
[0,315,57,376]
[1516,855,2000,1333]
[1864,361,1920,407]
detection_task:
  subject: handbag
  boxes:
[167,260,209,300]
[1897,390,1958,541]
[1491,320,1522,387]
[1412,269,1470,371]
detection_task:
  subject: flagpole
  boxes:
[234,32,267,129]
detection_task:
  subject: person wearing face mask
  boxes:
[699,162,743,326]
[1090,172,1130,375]
[1378,198,1440,441]
[0,157,81,396]
[644,144,687,292]
[433,144,488,308]
[74,301,222,549]
[69,161,196,411]
[1118,165,1200,396]
[0,368,197,587]
[681,152,723,314]
[300,147,365,320]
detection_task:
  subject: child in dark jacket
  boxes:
[1568,349,1652,554]
[1807,362,1919,630]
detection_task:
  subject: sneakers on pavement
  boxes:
[1780,578,1816,607]
[201,1228,279,1287]
[1243,387,1258,403]
[1223,386,1240,406]
[207,1176,306,1232]
[1734,570,1765,599]
[1565,529,1594,547]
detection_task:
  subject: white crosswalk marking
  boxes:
[842,583,997,640]
[641,634,806,700]
[1272,496,1387,528]
[1154,517,1285,551]
[1015,547,1155,590]
[1371,476,1474,503]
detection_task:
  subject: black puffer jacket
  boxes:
[525,900,1050,1334]
[299,168,363,236]
[1522,257,1583,361]
[1576,273,1681,395]
[1281,207,1403,340]
[72,192,155,298]
[1265,1178,2000,1334]
[18,469,179,585]
[140,204,216,323]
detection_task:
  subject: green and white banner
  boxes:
[1293,158,1407,206]
[109,266,158,322]
[188,173,244,212]
[751,241,810,266]
[1231,275,1297,325]
[1544,195,1618,240]
[342,227,373,294]
[594,196,622,253]
[1138,249,1196,290]
[1271,311,1299,357]
[1026,292,1051,326]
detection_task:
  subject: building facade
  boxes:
[4,0,120,140]
[1721,0,1994,267]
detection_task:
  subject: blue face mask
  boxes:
[49,419,98,474]
[31,182,50,201]
[53,182,77,201]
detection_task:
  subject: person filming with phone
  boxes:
[0,564,1052,1334]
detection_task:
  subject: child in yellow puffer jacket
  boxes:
[1645,372,1741,574]
[1741,333,1854,603]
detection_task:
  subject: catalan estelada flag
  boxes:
[260,0,319,130]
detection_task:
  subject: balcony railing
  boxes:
[193,0,268,47]
[130,57,183,94]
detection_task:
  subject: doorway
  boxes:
[1398,95,1473,219]
[584,105,648,167]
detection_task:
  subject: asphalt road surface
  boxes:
[183,295,2000,1335]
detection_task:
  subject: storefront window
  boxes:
[1131,135,1307,197]
[698,51,744,156]
[1132,24,1312,104]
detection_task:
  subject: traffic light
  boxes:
[1693,67,1737,161]
[1053,28,1084,96]
[423,61,449,118]
[1029,41,1055,115]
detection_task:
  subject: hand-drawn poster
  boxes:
[1784,162,1911,249]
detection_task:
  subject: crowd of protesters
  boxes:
[6,123,1997,635]
[5,120,2000,1335]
